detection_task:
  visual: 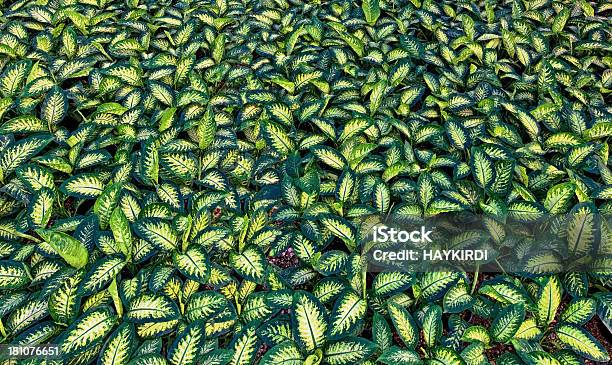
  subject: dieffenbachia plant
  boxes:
[0,0,610,364]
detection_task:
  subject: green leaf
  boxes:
[36,229,89,269]
[327,290,367,339]
[212,34,225,64]
[324,337,376,365]
[507,201,547,222]
[422,305,442,348]
[513,318,542,340]
[560,298,596,325]
[315,250,348,275]
[185,291,233,323]
[490,303,525,343]
[479,281,532,305]
[418,173,435,210]
[109,277,123,318]
[259,341,304,365]
[49,272,82,325]
[167,321,206,365]
[127,293,180,323]
[28,188,54,228]
[567,203,598,258]
[536,276,562,326]
[335,169,355,203]
[378,346,422,365]
[41,86,67,127]
[58,306,117,356]
[470,147,495,190]
[388,302,418,349]
[312,146,346,170]
[543,183,575,214]
[140,139,160,186]
[270,76,295,94]
[292,291,328,352]
[460,342,485,365]
[584,122,612,140]
[567,144,598,168]
[5,298,48,336]
[94,183,123,230]
[99,322,136,365]
[445,120,469,150]
[369,79,387,116]
[0,115,46,133]
[158,107,176,132]
[134,218,179,251]
[107,65,143,86]
[0,260,30,290]
[420,272,459,301]
[173,245,210,283]
[362,0,380,25]
[521,351,560,365]
[552,9,570,33]
[150,81,174,106]
[230,246,266,282]
[0,60,31,97]
[60,173,105,198]
[268,103,293,127]
[200,349,234,365]
[229,324,259,365]
[556,323,610,362]
[127,354,167,365]
[320,215,356,250]
[110,207,132,259]
[336,31,364,57]
[198,108,216,150]
[427,347,466,365]
[461,326,490,346]
[373,180,390,214]
[79,254,126,296]
[372,272,413,297]
[338,117,371,143]
[372,312,392,351]
[262,121,294,156]
[579,0,594,17]
[443,283,474,313]
[0,134,53,180]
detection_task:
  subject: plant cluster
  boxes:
[0,0,610,364]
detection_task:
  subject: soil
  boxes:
[485,342,515,364]
[392,331,404,348]
[390,330,426,350]
[254,343,269,361]
[467,314,491,328]
[63,197,74,210]
[267,247,299,269]
[584,316,612,365]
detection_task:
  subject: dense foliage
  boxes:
[0,0,611,364]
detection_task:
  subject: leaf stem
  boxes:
[471,265,479,295]
[495,259,507,275]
